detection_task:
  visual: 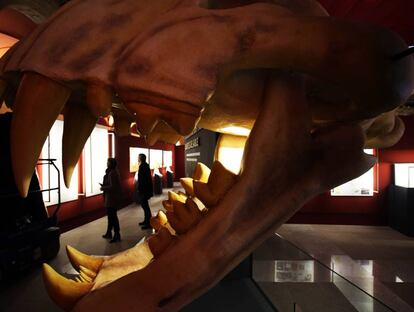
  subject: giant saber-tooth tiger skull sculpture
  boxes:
[0,0,414,310]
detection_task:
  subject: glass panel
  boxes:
[84,125,109,197]
[331,149,375,196]
[149,149,163,169]
[41,120,78,206]
[163,150,173,168]
[129,147,149,173]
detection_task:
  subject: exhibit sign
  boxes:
[331,149,375,196]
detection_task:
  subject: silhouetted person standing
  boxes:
[101,158,122,242]
[135,154,153,229]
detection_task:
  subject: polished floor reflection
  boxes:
[1,196,414,311]
[252,224,414,312]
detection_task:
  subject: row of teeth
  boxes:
[0,71,201,197]
[42,161,238,311]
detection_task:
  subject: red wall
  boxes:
[289,115,414,225]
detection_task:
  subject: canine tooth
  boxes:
[62,103,97,187]
[86,83,112,117]
[66,245,103,273]
[193,161,237,207]
[124,103,160,135]
[11,72,70,197]
[147,227,173,258]
[113,116,131,136]
[42,263,93,311]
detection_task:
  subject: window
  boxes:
[331,149,375,196]
[41,120,79,206]
[163,150,173,168]
[84,125,109,197]
[149,149,163,169]
[129,147,149,173]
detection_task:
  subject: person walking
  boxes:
[134,154,153,230]
[101,158,122,242]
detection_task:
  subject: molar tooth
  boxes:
[147,121,182,145]
[11,72,70,197]
[86,83,112,117]
[167,198,203,234]
[193,161,237,207]
[113,116,131,136]
[66,245,103,273]
[162,199,174,212]
[147,227,173,258]
[42,263,93,311]
[163,112,199,136]
[180,163,211,196]
[192,162,211,182]
[62,103,97,187]
[124,103,160,135]
[150,211,176,235]
[180,177,195,196]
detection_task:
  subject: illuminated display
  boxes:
[331,149,375,196]
[84,125,110,197]
[41,120,79,205]
[394,163,414,188]
[129,147,149,173]
[150,149,163,169]
[163,150,173,168]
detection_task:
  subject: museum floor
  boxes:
[1,187,414,312]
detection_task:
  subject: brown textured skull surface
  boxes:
[0,0,413,311]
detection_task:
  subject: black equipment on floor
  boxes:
[0,113,61,281]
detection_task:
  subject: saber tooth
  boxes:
[180,162,211,196]
[66,245,104,273]
[86,82,112,117]
[42,263,93,311]
[11,72,70,197]
[62,102,97,187]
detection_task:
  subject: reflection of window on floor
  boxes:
[40,120,111,205]
[84,125,109,197]
[41,120,78,206]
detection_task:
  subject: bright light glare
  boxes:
[219,126,250,137]
[394,163,414,188]
[217,147,244,174]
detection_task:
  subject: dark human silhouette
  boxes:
[101,158,122,242]
[134,154,153,230]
